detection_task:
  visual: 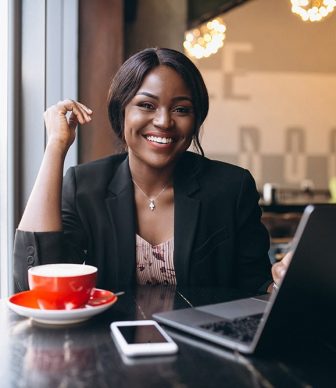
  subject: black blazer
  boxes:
[14,152,272,293]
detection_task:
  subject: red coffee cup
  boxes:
[28,263,98,310]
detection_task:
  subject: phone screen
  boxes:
[118,324,169,344]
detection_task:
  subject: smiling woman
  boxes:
[13,47,287,295]
[124,66,195,173]
[108,48,208,156]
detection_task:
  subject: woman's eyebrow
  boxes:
[136,91,193,103]
[136,91,158,99]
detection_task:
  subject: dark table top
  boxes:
[1,286,335,388]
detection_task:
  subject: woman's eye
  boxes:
[173,106,193,114]
[138,102,155,110]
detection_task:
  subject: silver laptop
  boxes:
[154,205,336,354]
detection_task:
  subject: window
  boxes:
[0,0,78,298]
[0,0,13,298]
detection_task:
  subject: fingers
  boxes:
[68,112,80,131]
[272,262,285,284]
[77,101,93,115]
[43,100,92,128]
[281,251,293,266]
[43,100,93,150]
[271,251,293,285]
[56,99,93,126]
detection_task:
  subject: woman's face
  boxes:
[124,65,195,172]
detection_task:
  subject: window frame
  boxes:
[0,0,78,298]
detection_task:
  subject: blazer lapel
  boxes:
[103,152,202,287]
[105,157,136,287]
[173,154,201,286]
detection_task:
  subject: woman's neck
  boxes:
[128,158,174,196]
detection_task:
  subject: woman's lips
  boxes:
[144,135,174,145]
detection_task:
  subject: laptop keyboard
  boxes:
[199,313,263,344]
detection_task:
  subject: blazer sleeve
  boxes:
[235,170,272,293]
[13,167,88,292]
[60,166,89,261]
[13,230,66,291]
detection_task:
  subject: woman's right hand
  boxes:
[43,99,93,152]
[271,251,292,286]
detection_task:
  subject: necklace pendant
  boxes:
[149,200,155,211]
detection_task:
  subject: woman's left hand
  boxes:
[271,251,292,287]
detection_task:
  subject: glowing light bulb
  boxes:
[183,16,226,59]
[291,0,336,22]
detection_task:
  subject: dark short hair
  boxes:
[107,47,209,155]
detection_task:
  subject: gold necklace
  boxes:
[132,179,168,211]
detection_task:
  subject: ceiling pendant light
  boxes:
[291,0,336,22]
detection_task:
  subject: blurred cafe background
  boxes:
[1,0,336,297]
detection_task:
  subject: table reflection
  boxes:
[134,285,176,319]
[1,285,336,388]
[9,320,110,387]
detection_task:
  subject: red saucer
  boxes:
[7,288,118,325]
[9,288,117,310]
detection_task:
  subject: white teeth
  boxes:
[146,135,173,144]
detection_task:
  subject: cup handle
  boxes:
[86,288,116,306]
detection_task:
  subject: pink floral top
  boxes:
[136,234,176,285]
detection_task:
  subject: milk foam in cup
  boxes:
[28,263,98,310]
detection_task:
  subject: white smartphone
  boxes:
[110,320,178,357]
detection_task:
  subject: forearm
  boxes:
[18,100,92,232]
[18,142,67,232]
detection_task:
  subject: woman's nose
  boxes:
[153,108,173,129]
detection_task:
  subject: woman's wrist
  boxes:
[45,139,69,158]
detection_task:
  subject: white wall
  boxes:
[196,0,336,189]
